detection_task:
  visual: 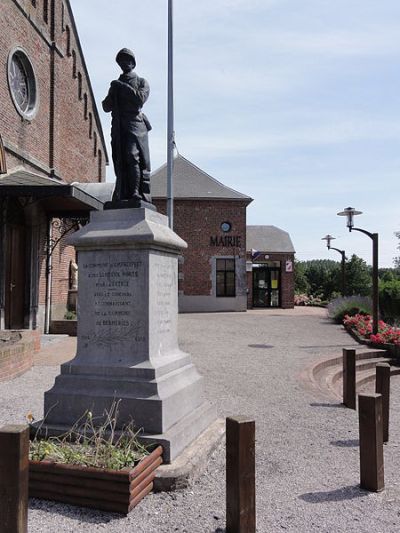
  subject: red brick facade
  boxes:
[154,199,248,296]
[0,0,106,181]
[0,0,106,332]
[153,199,248,311]
[0,329,40,382]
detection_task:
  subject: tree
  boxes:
[294,259,309,294]
[394,231,400,268]
[295,259,341,300]
[345,254,371,296]
[304,259,341,300]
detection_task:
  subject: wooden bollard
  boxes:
[226,416,256,533]
[343,348,356,409]
[0,425,29,533]
[375,363,390,443]
[358,394,384,492]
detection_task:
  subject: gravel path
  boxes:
[1,308,400,532]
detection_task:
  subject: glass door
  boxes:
[269,268,280,307]
[252,267,280,308]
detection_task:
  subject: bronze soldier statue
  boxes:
[102,48,154,207]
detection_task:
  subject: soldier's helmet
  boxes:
[116,48,136,68]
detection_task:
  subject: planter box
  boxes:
[29,445,163,514]
[49,320,77,336]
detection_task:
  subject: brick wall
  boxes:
[0,0,106,182]
[1,1,106,332]
[0,329,40,382]
[49,223,77,316]
[36,220,77,318]
[0,0,52,173]
[54,1,105,183]
[154,199,248,296]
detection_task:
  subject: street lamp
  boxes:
[321,234,346,295]
[337,207,379,335]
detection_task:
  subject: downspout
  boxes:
[44,217,53,334]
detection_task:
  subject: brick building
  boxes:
[152,156,252,312]
[0,0,107,333]
[79,156,295,312]
[246,226,295,309]
[77,155,253,312]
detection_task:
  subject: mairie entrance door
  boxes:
[4,223,26,329]
[252,267,280,308]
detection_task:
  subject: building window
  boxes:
[31,0,36,7]
[88,112,93,138]
[98,150,102,181]
[0,134,7,174]
[65,26,71,56]
[83,93,88,119]
[216,258,235,297]
[7,48,38,120]
[77,72,82,100]
[93,131,97,157]
[43,0,49,23]
[72,50,77,78]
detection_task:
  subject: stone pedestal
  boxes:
[42,208,215,462]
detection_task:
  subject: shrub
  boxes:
[327,295,372,324]
[379,279,400,322]
[64,310,77,320]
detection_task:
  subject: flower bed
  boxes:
[343,313,400,356]
[294,293,324,307]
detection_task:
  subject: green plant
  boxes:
[327,295,372,324]
[294,260,310,294]
[29,400,149,470]
[295,259,340,300]
[344,255,371,296]
[64,310,77,320]
[379,279,400,322]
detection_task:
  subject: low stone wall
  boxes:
[49,320,77,336]
[0,330,40,382]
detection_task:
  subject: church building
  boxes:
[0,0,107,340]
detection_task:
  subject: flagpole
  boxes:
[167,0,174,229]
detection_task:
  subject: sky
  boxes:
[69,0,400,267]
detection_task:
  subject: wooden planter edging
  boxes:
[29,445,163,514]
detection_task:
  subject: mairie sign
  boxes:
[210,236,241,247]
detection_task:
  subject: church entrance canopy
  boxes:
[0,170,105,331]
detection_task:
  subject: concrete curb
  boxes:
[153,418,225,492]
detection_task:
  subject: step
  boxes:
[308,349,393,401]
[328,357,392,399]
